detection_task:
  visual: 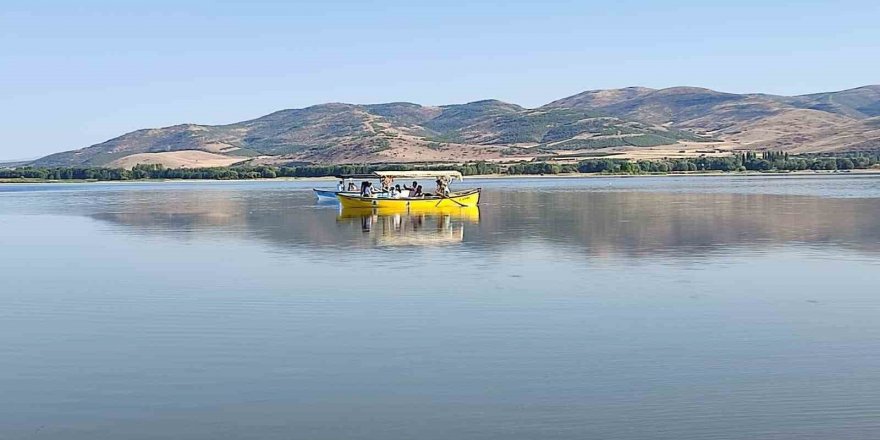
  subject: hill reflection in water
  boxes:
[81,183,880,258]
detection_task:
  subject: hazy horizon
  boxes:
[3,0,879,159]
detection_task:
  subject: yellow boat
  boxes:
[336,170,481,209]
[337,188,481,209]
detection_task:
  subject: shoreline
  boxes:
[466,168,880,179]
[3,169,880,185]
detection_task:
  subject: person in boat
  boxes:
[410,185,423,197]
[362,181,378,197]
[337,180,345,191]
[347,181,357,191]
[404,181,418,191]
[390,184,401,198]
[380,176,393,191]
[435,177,450,197]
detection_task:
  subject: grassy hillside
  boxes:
[544,85,880,152]
[33,100,688,167]
[781,86,880,118]
[31,85,880,168]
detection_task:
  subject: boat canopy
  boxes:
[336,170,464,181]
[334,174,377,179]
[373,170,463,181]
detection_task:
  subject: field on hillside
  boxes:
[107,151,249,169]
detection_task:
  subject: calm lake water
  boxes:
[2,175,880,440]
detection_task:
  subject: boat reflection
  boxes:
[337,206,480,247]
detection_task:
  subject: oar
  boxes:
[436,193,467,207]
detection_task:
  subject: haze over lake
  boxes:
[2,175,880,439]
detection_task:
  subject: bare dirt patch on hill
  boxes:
[107,151,247,169]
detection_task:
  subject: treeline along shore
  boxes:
[2,152,879,182]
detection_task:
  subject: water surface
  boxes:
[1,175,879,439]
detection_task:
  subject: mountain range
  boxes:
[32,85,880,168]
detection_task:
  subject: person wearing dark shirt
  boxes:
[360,181,376,197]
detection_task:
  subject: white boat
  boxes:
[313,188,358,202]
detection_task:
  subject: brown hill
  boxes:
[785,85,880,118]
[32,85,880,168]
[544,85,880,151]
[34,100,701,167]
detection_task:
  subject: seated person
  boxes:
[404,181,418,191]
[390,184,402,198]
[347,181,357,191]
[398,184,411,198]
[410,185,423,197]
[361,182,376,197]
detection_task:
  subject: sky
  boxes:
[2,0,879,159]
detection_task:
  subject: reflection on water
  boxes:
[67,185,880,258]
[2,176,880,440]
[337,207,479,247]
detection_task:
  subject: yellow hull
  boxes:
[337,188,481,209]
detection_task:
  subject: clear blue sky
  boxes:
[2,0,878,159]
